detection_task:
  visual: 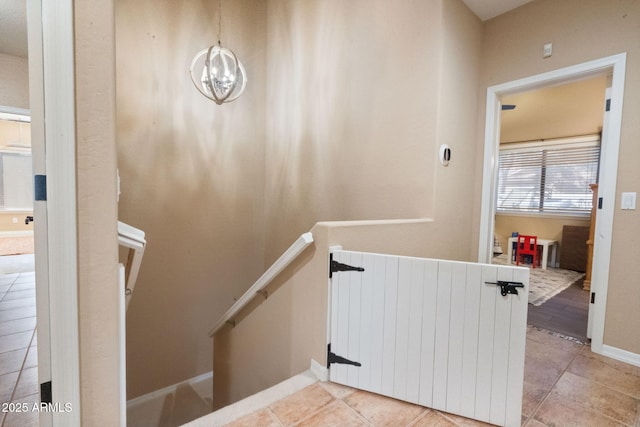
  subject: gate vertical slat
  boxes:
[369,255,387,392]
[445,262,469,414]
[380,256,399,397]
[357,253,375,391]
[490,267,516,425]
[475,265,499,421]
[505,267,528,427]
[406,258,426,403]
[433,261,452,410]
[418,259,438,408]
[393,258,412,400]
[347,252,363,388]
[334,251,351,385]
[460,263,483,418]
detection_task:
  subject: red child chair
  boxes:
[516,235,538,268]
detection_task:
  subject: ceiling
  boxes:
[462,0,534,21]
[0,0,533,58]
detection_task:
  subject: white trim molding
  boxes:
[41,0,82,425]
[310,358,329,382]
[126,371,214,408]
[602,345,640,368]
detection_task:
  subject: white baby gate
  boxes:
[328,250,528,427]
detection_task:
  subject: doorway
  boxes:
[478,53,627,355]
[492,76,606,342]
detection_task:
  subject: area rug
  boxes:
[493,255,585,306]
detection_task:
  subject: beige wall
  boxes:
[0,213,33,233]
[263,0,482,264]
[477,0,640,354]
[74,0,121,424]
[0,53,29,109]
[116,0,267,398]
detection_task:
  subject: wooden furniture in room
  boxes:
[583,183,598,291]
[560,225,590,272]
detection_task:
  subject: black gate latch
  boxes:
[485,280,525,296]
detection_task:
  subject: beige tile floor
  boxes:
[225,327,640,427]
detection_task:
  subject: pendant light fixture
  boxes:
[189,0,247,105]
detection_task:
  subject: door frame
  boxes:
[27,0,82,424]
[478,53,627,354]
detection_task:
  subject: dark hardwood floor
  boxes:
[527,278,590,342]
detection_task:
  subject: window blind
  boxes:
[0,153,34,211]
[497,139,600,215]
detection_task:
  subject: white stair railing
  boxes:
[117,221,146,310]
[209,232,314,336]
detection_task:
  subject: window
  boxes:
[497,136,600,216]
[0,152,33,211]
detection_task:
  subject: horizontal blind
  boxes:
[497,141,600,215]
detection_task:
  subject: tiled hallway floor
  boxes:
[0,255,39,427]
[221,327,640,427]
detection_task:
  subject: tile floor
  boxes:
[2,253,640,427]
[222,326,640,427]
[0,262,39,427]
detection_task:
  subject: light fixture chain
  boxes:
[217,0,222,46]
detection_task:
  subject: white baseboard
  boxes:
[602,345,640,368]
[184,370,317,426]
[310,358,329,382]
[0,230,34,237]
[127,371,213,408]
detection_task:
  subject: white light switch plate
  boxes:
[621,192,636,210]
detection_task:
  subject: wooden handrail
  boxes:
[209,232,314,337]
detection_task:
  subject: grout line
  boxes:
[265,407,285,427]
[7,326,38,403]
[526,341,584,424]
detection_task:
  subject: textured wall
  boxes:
[263,0,482,264]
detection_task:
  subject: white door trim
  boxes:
[478,53,627,355]
[39,0,82,424]
[25,1,52,425]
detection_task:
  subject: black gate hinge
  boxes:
[591,292,596,304]
[327,343,361,368]
[329,254,365,278]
